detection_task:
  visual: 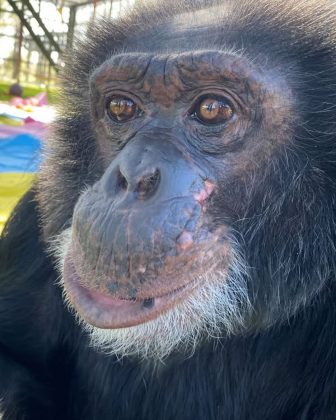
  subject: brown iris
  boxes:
[195,96,234,124]
[108,96,137,122]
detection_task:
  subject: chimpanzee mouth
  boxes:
[63,252,198,329]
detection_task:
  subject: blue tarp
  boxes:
[0,134,42,173]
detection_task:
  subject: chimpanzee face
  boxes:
[43,2,333,360]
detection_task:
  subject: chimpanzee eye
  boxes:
[191,96,234,125]
[107,96,138,122]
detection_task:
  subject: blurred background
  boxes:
[0,0,135,232]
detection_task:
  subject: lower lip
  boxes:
[63,253,196,329]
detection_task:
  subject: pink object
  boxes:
[35,92,48,106]
[9,92,48,107]
[0,121,47,140]
[24,116,36,124]
[10,97,24,106]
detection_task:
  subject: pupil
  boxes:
[113,100,127,115]
[201,99,219,119]
[208,102,217,114]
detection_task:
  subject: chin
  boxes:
[53,227,251,361]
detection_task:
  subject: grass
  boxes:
[0,81,58,104]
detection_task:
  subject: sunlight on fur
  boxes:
[51,228,251,361]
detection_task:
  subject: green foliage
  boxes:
[0,81,58,104]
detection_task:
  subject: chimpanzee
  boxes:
[1,0,336,418]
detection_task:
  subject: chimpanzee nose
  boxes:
[100,138,207,203]
[117,167,161,200]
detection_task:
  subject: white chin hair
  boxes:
[51,229,251,361]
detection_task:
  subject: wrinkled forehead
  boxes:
[89,50,268,109]
[91,50,248,85]
[90,47,292,110]
[89,49,293,115]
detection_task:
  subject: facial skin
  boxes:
[52,43,297,359]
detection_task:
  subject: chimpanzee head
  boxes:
[40,0,336,359]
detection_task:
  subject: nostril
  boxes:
[117,169,128,191]
[135,169,161,199]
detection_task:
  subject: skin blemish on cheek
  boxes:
[194,180,215,205]
[176,231,194,253]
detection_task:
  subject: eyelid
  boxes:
[189,89,243,112]
[104,91,144,110]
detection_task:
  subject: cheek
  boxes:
[95,120,118,164]
[95,119,147,168]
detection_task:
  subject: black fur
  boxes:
[2,0,336,418]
